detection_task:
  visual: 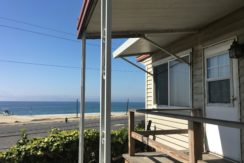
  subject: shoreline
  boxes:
[0,112,140,125]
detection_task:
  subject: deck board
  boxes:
[123,152,236,163]
[201,154,236,163]
[123,152,180,163]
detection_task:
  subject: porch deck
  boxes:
[123,152,235,163]
[126,110,244,163]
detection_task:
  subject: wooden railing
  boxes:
[128,109,244,163]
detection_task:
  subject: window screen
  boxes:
[207,53,231,104]
[153,56,190,107]
[154,63,168,105]
[208,79,230,103]
[169,56,190,106]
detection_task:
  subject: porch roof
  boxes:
[77,0,244,40]
[112,33,189,58]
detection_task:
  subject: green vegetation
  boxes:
[0,129,79,163]
[0,121,148,163]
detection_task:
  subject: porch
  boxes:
[124,109,244,163]
[77,1,244,163]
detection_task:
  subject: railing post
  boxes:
[189,109,203,163]
[129,111,135,156]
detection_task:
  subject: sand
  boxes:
[0,112,132,125]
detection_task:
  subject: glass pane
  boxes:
[169,56,190,107]
[207,53,230,79]
[219,65,230,78]
[208,79,230,103]
[154,63,168,105]
[218,53,229,66]
[207,56,218,79]
[207,56,218,68]
[207,67,218,79]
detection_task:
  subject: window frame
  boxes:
[204,50,234,107]
[152,50,192,109]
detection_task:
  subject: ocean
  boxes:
[0,101,145,115]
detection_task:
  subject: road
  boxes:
[0,115,144,151]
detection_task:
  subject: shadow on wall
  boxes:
[205,124,241,162]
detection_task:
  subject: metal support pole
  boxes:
[121,57,153,76]
[99,0,112,163]
[79,34,86,163]
[99,0,105,161]
[99,2,105,160]
[143,36,191,65]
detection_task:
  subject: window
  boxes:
[206,53,231,103]
[154,56,190,107]
[154,63,168,105]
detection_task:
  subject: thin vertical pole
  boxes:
[126,99,129,115]
[100,0,112,163]
[79,34,86,163]
[128,111,135,156]
[99,0,105,161]
[104,0,112,161]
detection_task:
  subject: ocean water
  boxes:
[0,101,145,115]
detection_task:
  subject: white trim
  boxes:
[152,66,156,108]
[113,38,140,58]
[204,40,234,106]
[152,106,192,109]
[152,56,171,67]
[203,38,241,161]
[152,49,192,67]
[189,51,193,108]
[152,49,192,108]
[232,58,240,121]
[145,65,148,109]
[202,37,237,49]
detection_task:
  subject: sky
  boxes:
[0,0,145,102]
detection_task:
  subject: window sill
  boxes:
[153,105,191,109]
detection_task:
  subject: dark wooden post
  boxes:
[189,109,203,163]
[129,111,135,156]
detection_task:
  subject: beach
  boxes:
[0,112,137,125]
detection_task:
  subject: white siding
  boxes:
[141,8,244,157]
[142,56,189,151]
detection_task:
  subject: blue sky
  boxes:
[0,0,145,102]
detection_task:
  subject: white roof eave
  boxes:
[113,38,140,58]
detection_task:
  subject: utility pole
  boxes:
[126,99,129,115]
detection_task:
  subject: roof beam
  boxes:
[77,0,99,39]
[84,29,198,39]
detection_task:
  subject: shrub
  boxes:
[0,122,148,163]
[84,129,99,163]
[0,129,79,163]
